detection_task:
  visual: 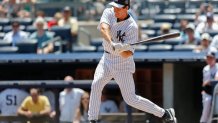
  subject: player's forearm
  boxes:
[100,23,113,43]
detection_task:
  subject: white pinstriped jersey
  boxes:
[203,63,218,82]
[0,89,29,115]
[98,8,138,73]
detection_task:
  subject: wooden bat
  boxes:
[130,32,180,46]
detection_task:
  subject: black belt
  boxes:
[104,51,110,54]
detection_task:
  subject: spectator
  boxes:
[47,12,62,29]
[100,89,118,113]
[74,92,90,123]
[30,17,54,54]
[194,33,216,53]
[1,0,22,18]
[210,35,218,49]
[195,3,214,25]
[160,23,171,35]
[0,88,28,115]
[196,12,218,33]
[33,10,48,29]
[58,6,79,51]
[59,75,84,123]
[18,0,35,18]
[200,50,218,123]
[17,88,51,123]
[181,24,201,45]
[179,19,189,41]
[3,21,28,46]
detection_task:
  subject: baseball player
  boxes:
[200,51,218,123]
[88,0,177,123]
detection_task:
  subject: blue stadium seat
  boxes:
[163,8,182,14]
[15,39,38,53]
[149,22,172,31]
[176,14,196,22]
[97,46,104,52]
[187,0,204,9]
[0,18,10,27]
[154,14,176,23]
[147,0,166,14]
[25,25,37,33]
[140,29,156,37]
[173,44,196,51]
[168,0,186,9]
[0,40,11,47]
[72,45,96,52]
[134,45,148,52]
[164,37,182,45]
[206,30,218,37]
[156,29,180,36]
[11,18,33,26]
[0,46,18,54]
[0,32,5,39]
[90,38,103,47]
[185,8,198,14]
[173,22,180,30]
[51,26,72,42]
[148,44,172,52]
[3,25,25,33]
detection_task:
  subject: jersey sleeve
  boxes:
[97,8,111,30]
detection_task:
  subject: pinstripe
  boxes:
[88,7,165,121]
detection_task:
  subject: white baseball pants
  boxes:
[88,59,165,120]
[200,93,212,123]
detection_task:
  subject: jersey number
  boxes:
[6,95,17,105]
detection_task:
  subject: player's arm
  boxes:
[73,108,81,123]
[100,22,113,43]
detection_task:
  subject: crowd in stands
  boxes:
[1,0,218,54]
[0,75,138,123]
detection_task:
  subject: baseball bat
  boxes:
[130,32,180,46]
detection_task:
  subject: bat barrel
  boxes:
[131,32,180,45]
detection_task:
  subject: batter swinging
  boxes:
[88,0,177,123]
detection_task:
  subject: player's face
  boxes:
[206,56,216,66]
[114,6,128,19]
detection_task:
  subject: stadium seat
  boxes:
[172,22,180,30]
[140,29,156,37]
[72,45,96,52]
[173,44,196,51]
[176,14,196,22]
[185,8,199,14]
[140,23,148,30]
[0,18,10,26]
[51,26,72,42]
[164,37,182,45]
[11,18,33,26]
[156,29,180,36]
[3,25,25,33]
[154,14,176,23]
[168,0,186,9]
[147,0,166,14]
[97,46,104,52]
[187,0,204,9]
[134,45,148,52]
[149,22,172,31]
[0,46,18,54]
[206,30,218,37]
[15,39,38,53]
[25,25,37,33]
[0,32,5,39]
[209,83,218,123]
[163,8,182,14]
[148,44,172,52]
[90,38,103,47]
[0,40,11,47]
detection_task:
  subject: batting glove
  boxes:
[118,43,132,53]
[111,42,123,52]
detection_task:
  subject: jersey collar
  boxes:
[117,14,130,22]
